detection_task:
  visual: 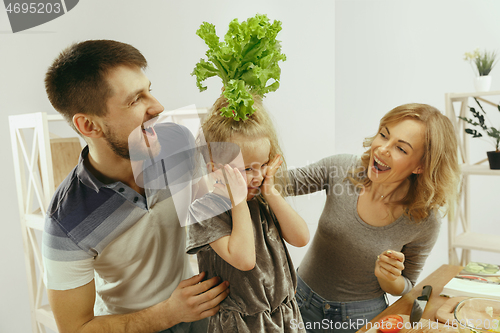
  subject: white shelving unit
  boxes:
[9,109,207,332]
[444,90,500,265]
[9,112,81,333]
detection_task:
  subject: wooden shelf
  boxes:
[447,90,500,99]
[453,232,500,253]
[445,91,500,266]
[461,164,500,175]
[25,213,45,231]
[158,108,208,118]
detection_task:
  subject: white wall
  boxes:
[0,1,333,332]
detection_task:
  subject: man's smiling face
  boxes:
[100,65,164,160]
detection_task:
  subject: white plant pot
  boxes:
[474,75,492,92]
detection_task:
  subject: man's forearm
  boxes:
[68,301,177,333]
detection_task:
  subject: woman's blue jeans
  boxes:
[295,275,388,333]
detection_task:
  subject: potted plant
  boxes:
[464,49,497,91]
[459,98,500,169]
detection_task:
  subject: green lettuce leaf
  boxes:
[220,79,254,121]
[191,14,286,120]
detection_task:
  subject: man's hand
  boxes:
[164,271,230,325]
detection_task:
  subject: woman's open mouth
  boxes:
[373,155,391,172]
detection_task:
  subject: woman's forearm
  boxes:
[377,274,406,296]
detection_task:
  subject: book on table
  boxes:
[441,262,500,300]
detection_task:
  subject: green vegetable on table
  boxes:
[464,262,499,274]
[191,14,286,121]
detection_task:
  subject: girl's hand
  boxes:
[374,250,405,282]
[261,155,283,198]
[213,164,248,206]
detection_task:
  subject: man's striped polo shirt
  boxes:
[42,123,198,315]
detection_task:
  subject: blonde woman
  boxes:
[289,104,460,333]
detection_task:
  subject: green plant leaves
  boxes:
[474,50,497,76]
[459,100,500,151]
[465,128,483,138]
[191,14,286,120]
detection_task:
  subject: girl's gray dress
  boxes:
[186,193,304,333]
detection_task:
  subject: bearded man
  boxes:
[42,40,228,333]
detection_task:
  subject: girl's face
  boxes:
[368,118,426,185]
[238,137,271,200]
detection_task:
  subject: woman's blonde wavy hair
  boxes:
[349,103,461,222]
[197,95,289,197]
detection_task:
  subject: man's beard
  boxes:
[103,125,131,160]
[103,123,159,161]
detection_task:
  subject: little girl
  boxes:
[186,96,309,333]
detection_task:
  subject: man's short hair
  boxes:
[45,40,147,132]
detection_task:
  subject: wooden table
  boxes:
[357,264,463,332]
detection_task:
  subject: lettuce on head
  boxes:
[191,14,286,121]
